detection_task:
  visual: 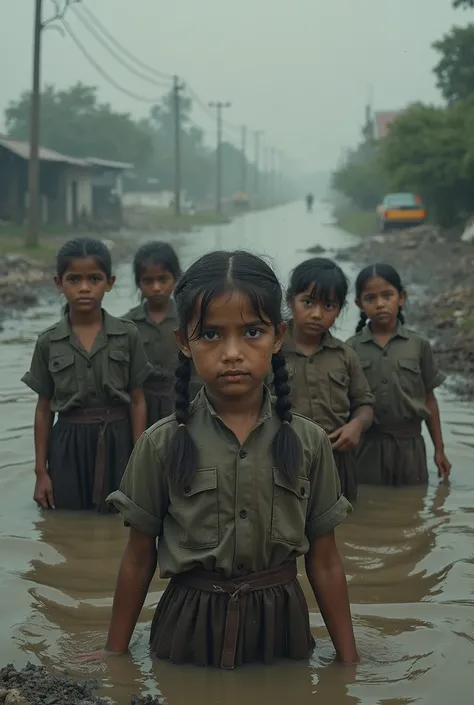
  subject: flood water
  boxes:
[1,201,473,704]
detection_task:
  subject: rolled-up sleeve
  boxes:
[107,430,169,537]
[21,336,54,399]
[305,432,352,542]
[420,337,446,391]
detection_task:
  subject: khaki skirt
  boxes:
[149,562,314,668]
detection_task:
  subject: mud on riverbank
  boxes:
[331,226,474,397]
[0,664,163,705]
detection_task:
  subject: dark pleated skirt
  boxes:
[333,450,358,502]
[149,576,314,667]
[48,417,133,512]
[143,380,174,428]
[355,434,428,486]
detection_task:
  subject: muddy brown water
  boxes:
[1,202,473,704]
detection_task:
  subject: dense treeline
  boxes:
[331,1,474,228]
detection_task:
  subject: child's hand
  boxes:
[33,473,55,509]
[434,450,451,480]
[328,420,362,452]
[78,649,126,664]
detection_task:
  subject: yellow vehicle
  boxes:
[376,193,426,232]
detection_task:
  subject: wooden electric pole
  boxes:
[173,76,184,216]
[26,0,43,248]
[27,0,74,248]
[253,130,263,205]
[209,100,231,213]
[241,125,247,194]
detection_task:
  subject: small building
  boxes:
[374,111,400,139]
[0,136,132,227]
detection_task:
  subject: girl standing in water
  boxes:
[92,250,358,668]
[122,241,184,426]
[347,263,451,485]
[22,237,151,512]
[275,258,374,502]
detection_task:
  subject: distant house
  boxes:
[374,111,400,139]
[0,136,132,227]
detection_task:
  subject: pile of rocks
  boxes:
[0,255,52,309]
[0,664,163,705]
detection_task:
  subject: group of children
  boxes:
[22,236,451,670]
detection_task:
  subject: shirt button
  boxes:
[300,486,306,497]
[382,378,388,384]
[308,358,313,364]
[239,450,247,459]
[86,361,92,368]
[184,486,191,494]
[237,563,245,571]
[239,509,248,519]
[383,351,388,357]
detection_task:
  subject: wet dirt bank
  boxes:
[333,226,474,397]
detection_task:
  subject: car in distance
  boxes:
[376,193,426,232]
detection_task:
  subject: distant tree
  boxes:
[381,102,474,226]
[5,82,152,169]
[452,0,474,7]
[433,25,474,103]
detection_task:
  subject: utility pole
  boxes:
[253,130,263,205]
[240,125,247,194]
[27,0,74,248]
[172,75,185,216]
[26,0,43,248]
[209,100,231,213]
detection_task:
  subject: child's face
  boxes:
[177,290,284,399]
[290,286,341,338]
[356,276,406,328]
[139,262,176,308]
[55,257,114,313]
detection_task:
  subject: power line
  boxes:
[78,2,173,81]
[61,18,163,104]
[71,5,172,89]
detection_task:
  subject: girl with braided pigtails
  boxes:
[87,250,358,669]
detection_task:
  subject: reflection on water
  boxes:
[0,203,473,704]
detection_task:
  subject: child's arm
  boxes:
[329,350,374,451]
[305,531,358,664]
[33,397,54,509]
[425,391,451,479]
[129,389,147,443]
[105,527,157,654]
[420,338,450,479]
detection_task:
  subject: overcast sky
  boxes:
[0,0,465,171]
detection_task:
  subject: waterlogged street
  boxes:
[0,202,473,704]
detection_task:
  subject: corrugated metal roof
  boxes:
[0,136,89,167]
[86,157,133,171]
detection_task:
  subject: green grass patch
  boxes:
[333,204,377,237]
[125,207,231,233]
[460,316,474,333]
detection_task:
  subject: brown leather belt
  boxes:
[366,421,422,439]
[57,406,128,505]
[173,561,297,669]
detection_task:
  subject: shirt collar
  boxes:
[283,321,342,355]
[190,385,273,424]
[49,309,125,340]
[359,321,409,343]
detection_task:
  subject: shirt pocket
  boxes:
[176,468,219,549]
[398,358,423,397]
[271,468,310,546]
[48,353,76,395]
[108,349,130,390]
[328,369,350,414]
[360,359,375,391]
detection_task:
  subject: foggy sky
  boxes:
[0,0,464,171]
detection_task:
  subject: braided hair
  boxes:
[56,237,113,314]
[355,263,406,333]
[168,250,302,488]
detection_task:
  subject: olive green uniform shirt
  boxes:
[269,329,374,434]
[346,324,446,425]
[107,388,351,579]
[21,310,151,412]
[122,301,179,385]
